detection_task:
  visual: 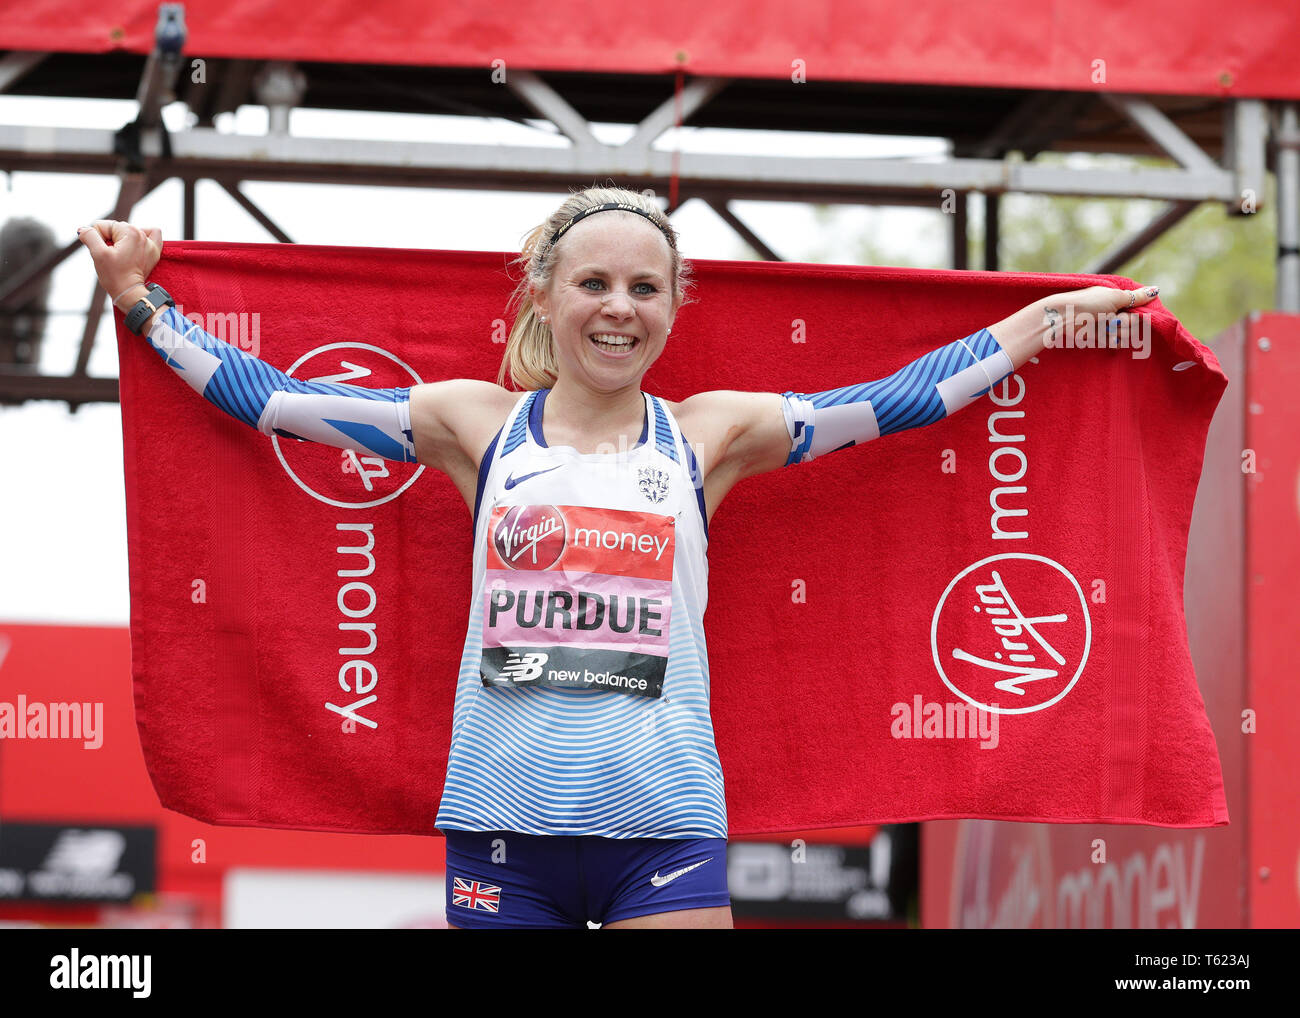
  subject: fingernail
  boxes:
[1148,286,1159,296]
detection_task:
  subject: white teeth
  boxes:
[590,334,637,350]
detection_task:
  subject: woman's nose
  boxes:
[600,291,634,314]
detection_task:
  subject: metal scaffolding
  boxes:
[0,10,1293,408]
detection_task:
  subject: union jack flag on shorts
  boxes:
[452,877,502,912]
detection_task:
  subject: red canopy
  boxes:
[6,0,1299,100]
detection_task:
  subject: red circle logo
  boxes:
[271,342,424,508]
[492,505,567,570]
[931,553,1091,715]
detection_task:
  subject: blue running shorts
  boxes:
[443,830,731,929]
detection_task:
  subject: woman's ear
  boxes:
[529,282,549,321]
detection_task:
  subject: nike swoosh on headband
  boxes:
[650,858,712,887]
[504,465,562,489]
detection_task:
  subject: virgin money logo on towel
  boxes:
[493,505,567,569]
[272,342,425,508]
[931,553,1091,715]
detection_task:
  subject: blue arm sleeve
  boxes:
[780,327,1014,465]
[144,306,418,463]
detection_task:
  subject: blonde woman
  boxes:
[81,185,1156,929]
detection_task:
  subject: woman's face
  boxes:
[532,212,679,394]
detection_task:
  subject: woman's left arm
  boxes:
[694,284,1159,485]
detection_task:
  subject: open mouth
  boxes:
[589,334,640,355]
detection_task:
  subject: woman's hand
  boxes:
[77,220,163,304]
[990,283,1159,370]
[1047,284,1158,318]
[1041,284,1159,353]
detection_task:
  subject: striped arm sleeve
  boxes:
[144,306,418,463]
[780,327,1013,466]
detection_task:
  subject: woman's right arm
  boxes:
[79,219,501,474]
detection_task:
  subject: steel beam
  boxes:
[985,192,999,271]
[0,124,1241,203]
[1084,201,1199,276]
[505,70,600,152]
[0,369,118,407]
[1276,104,1299,313]
[703,198,783,261]
[952,191,968,270]
[215,180,293,242]
[625,77,730,157]
[183,177,196,239]
[0,51,49,94]
[1100,93,1222,176]
[1224,99,1269,214]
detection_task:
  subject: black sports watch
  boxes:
[124,283,175,335]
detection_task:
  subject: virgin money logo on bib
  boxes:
[272,342,424,508]
[931,553,1091,715]
[493,505,567,570]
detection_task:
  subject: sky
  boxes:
[0,95,952,625]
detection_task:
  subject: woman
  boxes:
[80,185,1156,929]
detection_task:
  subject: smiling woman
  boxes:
[79,182,1156,933]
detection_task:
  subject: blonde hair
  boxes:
[497,184,696,390]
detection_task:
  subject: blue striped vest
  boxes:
[434,387,727,839]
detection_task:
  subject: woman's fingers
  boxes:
[1125,285,1159,309]
[1062,284,1160,316]
[88,219,124,243]
[77,225,107,255]
[77,219,159,296]
[1104,312,1143,345]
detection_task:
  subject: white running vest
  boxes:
[434,387,727,839]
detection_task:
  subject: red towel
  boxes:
[117,242,1229,835]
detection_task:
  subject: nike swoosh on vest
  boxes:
[504,465,562,489]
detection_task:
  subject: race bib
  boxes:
[479,504,675,698]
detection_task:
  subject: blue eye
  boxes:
[582,278,658,295]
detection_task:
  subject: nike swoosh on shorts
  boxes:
[650,858,713,887]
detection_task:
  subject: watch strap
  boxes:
[125,283,175,335]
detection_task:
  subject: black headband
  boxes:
[543,202,673,254]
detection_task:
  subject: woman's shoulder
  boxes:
[655,387,748,426]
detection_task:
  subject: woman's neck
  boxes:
[543,381,646,453]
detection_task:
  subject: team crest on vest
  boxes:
[638,465,670,503]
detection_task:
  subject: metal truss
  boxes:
[0,16,1290,407]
